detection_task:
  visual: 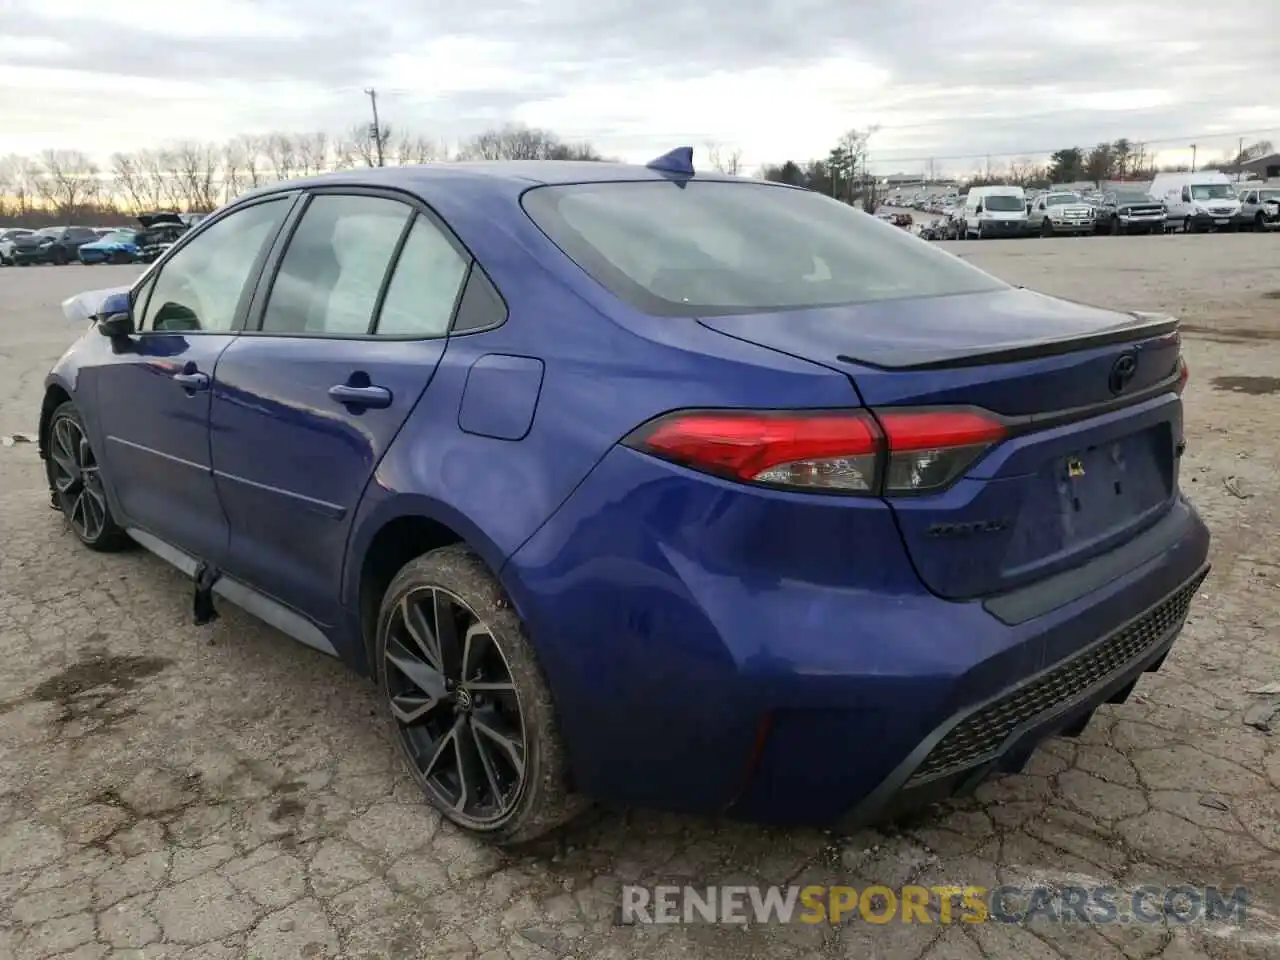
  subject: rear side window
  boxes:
[522,181,1004,317]
[375,216,470,337]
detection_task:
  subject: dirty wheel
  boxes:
[376,544,586,844]
[45,401,129,551]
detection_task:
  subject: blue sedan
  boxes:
[38,149,1209,843]
[78,228,142,265]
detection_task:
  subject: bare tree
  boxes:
[1234,140,1275,164]
[172,141,220,210]
[331,131,362,170]
[110,153,150,213]
[134,149,172,210]
[460,124,561,161]
[393,133,443,165]
[34,149,99,217]
[296,132,330,175]
[346,122,389,167]
[706,141,744,175]
[263,133,299,182]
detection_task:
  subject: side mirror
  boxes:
[98,311,135,339]
[975,203,984,213]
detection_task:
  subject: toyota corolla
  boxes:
[39,150,1209,843]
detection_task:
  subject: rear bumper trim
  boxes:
[983,497,1198,626]
[839,564,1208,829]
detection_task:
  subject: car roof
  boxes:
[236,160,746,204]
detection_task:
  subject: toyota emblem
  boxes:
[1109,352,1138,394]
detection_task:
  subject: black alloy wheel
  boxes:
[376,545,585,843]
[45,402,128,550]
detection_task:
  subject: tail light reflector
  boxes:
[1176,355,1189,394]
[623,407,1007,496]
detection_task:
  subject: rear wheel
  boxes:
[45,402,130,551]
[375,545,586,844]
[51,247,68,265]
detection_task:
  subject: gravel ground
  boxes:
[1,234,1279,960]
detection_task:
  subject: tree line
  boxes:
[0,123,611,225]
[4,120,1271,226]
[763,136,1274,194]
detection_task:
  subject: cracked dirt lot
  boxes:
[1,233,1278,960]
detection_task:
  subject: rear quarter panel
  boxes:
[343,181,862,625]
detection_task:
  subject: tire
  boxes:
[1040,219,1053,238]
[375,544,586,844]
[109,251,130,265]
[51,247,68,265]
[44,401,130,551]
[1184,217,1193,234]
[1259,214,1268,232]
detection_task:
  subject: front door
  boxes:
[89,196,294,560]
[209,190,472,627]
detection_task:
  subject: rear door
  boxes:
[87,195,295,560]
[208,188,472,627]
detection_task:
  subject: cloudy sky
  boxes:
[0,0,1276,175]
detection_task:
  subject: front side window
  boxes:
[140,198,288,333]
[260,194,412,336]
[522,181,1005,317]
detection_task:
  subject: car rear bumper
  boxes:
[504,443,1212,825]
[836,561,1207,828]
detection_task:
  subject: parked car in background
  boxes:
[8,225,100,265]
[964,185,1028,238]
[1027,191,1096,236]
[0,228,35,265]
[78,228,143,265]
[1095,188,1167,235]
[135,212,190,263]
[1150,172,1242,232]
[37,153,1208,842]
[1235,184,1280,231]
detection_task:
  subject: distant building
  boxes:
[1239,153,1280,180]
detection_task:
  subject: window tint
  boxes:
[375,216,469,337]
[141,199,287,333]
[261,194,411,336]
[522,181,1005,317]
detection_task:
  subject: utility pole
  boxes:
[1189,143,1197,173]
[364,88,385,167]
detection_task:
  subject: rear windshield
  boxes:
[521,181,1005,317]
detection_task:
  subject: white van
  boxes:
[964,186,1028,239]
[1149,171,1242,232]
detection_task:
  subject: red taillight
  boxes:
[626,411,880,493]
[1176,355,1189,394]
[623,408,1006,496]
[877,409,1007,494]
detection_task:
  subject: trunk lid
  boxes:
[699,288,1184,599]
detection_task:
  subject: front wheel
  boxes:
[376,545,586,844]
[45,402,130,551]
[1040,219,1054,237]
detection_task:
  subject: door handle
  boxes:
[329,383,392,409]
[173,371,209,391]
